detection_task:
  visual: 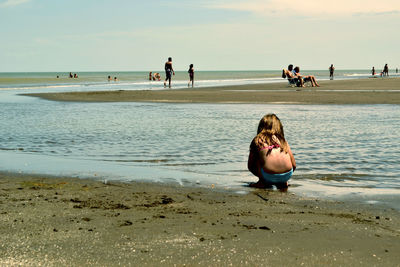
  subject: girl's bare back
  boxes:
[260,148,293,174]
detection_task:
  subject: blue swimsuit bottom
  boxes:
[260,168,293,184]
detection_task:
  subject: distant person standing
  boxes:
[396,68,398,73]
[383,64,389,76]
[329,64,335,80]
[69,72,73,78]
[371,67,376,76]
[188,64,194,87]
[149,72,153,81]
[164,57,175,88]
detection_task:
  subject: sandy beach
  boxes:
[25,78,400,104]
[1,173,399,266]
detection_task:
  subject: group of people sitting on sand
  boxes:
[107,76,118,82]
[149,72,161,81]
[69,72,78,78]
[282,64,320,87]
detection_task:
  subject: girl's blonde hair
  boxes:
[252,114,288,154]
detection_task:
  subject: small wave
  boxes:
[0,147,18,151]
[194,78,283,85]
[164,162,217,166]
[0,84,83,90]
[296,173,370,182]
[0,77,288,92]
[343,73,370,77]
[103,159,171,163]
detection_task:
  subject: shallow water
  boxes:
[1,72,400,210]
[0,87,399,209]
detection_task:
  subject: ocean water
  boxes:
[2,69,399,92]
[0,71,399,210]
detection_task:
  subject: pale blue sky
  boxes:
[1,0,399,71]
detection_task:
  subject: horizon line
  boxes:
[0,68,387,74]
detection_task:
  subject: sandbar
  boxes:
[1,173,399,265]
[25,78,400,104]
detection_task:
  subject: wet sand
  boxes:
[1,173,399,266]
[25,78,400,104]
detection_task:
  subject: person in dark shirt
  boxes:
[329,64,335,80]
[383,64,389,77]
[164,57,175,88]
[188,64,194,87]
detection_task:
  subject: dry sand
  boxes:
[1,173,399,266]
[25,78,400,104]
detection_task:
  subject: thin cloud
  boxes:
[0,0,30,8]
[205,0,400,17]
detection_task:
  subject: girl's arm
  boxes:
[287,143,296,171]
[248,150,260,177]
[248,140,261,177]
[284,69,293,78]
